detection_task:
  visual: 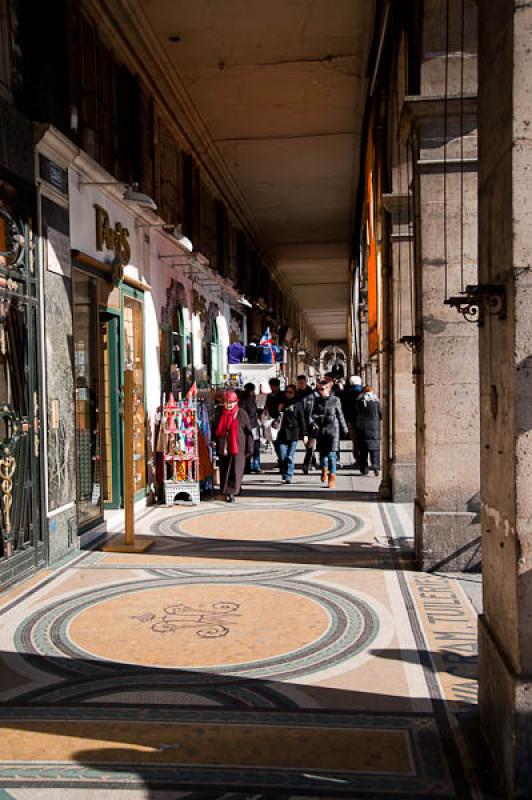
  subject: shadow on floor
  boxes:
[0,647,501,798]
[100,533,414,570]
[236,487,381,502]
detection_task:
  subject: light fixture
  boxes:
[173,228,193,252]
[238,296,252,308]
[135,222,173,230]
[123,183,157,211]
[79,179,157,211]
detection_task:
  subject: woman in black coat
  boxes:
[313,381,348,489]
[239,383,261,473]
[276,384,306,484]
[215,391,253,502]
[353,386,382,476]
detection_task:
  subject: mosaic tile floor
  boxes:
[0,459,489,798]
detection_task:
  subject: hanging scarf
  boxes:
[216,406,240,455]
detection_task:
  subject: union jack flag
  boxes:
[260,327,275,362]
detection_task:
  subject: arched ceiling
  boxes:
[139,0,375,341]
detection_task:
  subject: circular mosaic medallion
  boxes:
[69,583,330,669]
[16,576,379,681]
[155,507,364,544]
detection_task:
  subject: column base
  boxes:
[479,615,532,799]
[391,461,415,502]
[415,502,481,572]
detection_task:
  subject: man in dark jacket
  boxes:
[343,376,364,467]
[354,386,382,475]
[265,377,284,419]
[277,384,306,484]
[296,374,318,473]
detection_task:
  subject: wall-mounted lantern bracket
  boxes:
[399,335,422,353]
[444,284,506,326]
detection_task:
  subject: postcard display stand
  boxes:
[161,395,200,505]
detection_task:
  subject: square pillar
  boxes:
[406,0,480,572]
[382,192,416,502]
[478,2,532,795]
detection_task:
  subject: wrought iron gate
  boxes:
[0,206,42,585]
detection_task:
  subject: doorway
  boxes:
[100,312,121,509]
[73,272,147,530]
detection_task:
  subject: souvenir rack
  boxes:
[160,395,200,505]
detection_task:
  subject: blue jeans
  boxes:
[278,440,297,481]
[320,451,337,475]
[250,438,261,471]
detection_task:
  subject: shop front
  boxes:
[69,171,149,533]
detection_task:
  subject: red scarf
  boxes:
[216,406,240,455]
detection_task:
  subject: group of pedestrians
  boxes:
[213,374,381,502]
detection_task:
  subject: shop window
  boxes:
[78,12,143,179]
[73,272,102,529]
[123,294,146,496]
[158,121,180,226]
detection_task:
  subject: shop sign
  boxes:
[94,204,131,268]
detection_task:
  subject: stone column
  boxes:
[382,191,416,502]
[478,2,532,795]
[408,0,480,571]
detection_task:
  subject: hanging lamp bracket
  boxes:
[399,335,422,353]
[444,284,506,326]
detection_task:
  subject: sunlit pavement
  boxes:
[0,446,495,798]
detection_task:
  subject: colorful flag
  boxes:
[260,327,275,362]
[186,381,198,400]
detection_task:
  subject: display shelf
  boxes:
[158,395,200,505]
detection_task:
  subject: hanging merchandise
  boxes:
[259,327,275,364]
[227,341,246,364]
[157,395,201,504]
[196,397,214,489]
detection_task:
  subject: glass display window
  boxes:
[123,293,146,496]
[73,271,102,529]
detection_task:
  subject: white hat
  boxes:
[349,375,362,386]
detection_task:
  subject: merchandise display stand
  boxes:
[160,394,200,505]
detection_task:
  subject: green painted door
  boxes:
[100,313,122,509]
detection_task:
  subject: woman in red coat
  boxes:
[215,391,253,502]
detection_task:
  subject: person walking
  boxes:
[264,377,285,465]
[239,382,262,474]
[344,375,364,467]
[277,384,306,484]
[296,374,318,473]
[215,390,253,502]
[264,377,284,419]
[313,381,348,489]
[354,385,382,476]
[323,373,345,469]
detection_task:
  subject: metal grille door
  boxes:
[0,206,42,585]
